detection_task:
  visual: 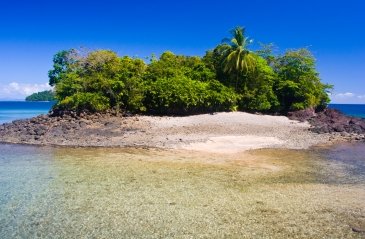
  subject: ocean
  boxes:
[329,104,365,119]
[0,101,55,124]
[0,101,364,125]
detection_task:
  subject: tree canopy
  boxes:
[273,49,332,111]
[49,27,332,115]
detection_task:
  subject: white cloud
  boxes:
[334,92,354,98]
[0,82,52,100]
[330,92,365,104]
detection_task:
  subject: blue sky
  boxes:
[0,0,364,103]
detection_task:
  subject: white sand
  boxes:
[138,112,329,153]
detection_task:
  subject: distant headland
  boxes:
[25,90,55,102]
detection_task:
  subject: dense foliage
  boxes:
[25,90,55,101]
[49,27,332,115]
[144,77,238,114]
[272,49,332,111]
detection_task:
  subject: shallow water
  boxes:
[0,143,364,238]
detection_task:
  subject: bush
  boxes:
[53,50,147,113]
[56,92,110,112]
[144,76,238,115]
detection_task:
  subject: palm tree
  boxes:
[221,27,256,91]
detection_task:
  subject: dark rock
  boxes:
[30,118,39,124]
[302,108,365,135]
[287,108,316,122]
[50,127,63,136]
[333,124,345,132]
[62,124,71,131]
[352,227,365,233]
[34,129,43,135]
[71,123,80,129]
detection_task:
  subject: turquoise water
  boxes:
[0,101,364,237]
[0,143,364,238]
[329,104,365,119]
[0,101,54,124]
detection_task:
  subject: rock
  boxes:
[302,108,365,135]
[30,118,38,124]
[71,123,80,129]
[62,124,71,131]
[34,128,46,135]
[51,127,64,137]
[333,124,345,132]
[287,108,316,122]
[352,227,365,233]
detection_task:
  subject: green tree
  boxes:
[118,56,147,111]
[238,55,279,111]
[54,50,147,112]
[273,49,332,112]
[255,43,277,66]
[145,51,216,82]
[48,49,79,86]
[205,36,279,112]
[220,27,256,90]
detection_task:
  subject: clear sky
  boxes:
[0,0,364,103]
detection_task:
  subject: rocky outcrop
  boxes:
[287,108,316,122]
[288,108,365,136]
[0,111,147,146]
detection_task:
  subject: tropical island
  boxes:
[0,27,364,150]
[25,90,55,101]
[49,27,331,115]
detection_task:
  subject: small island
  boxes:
[1,2,365,237]
[48,27,331,115]
[1,27,364,150]
[25,90,55,101]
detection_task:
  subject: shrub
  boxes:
[56,92,110,112]
[144,76,238,115]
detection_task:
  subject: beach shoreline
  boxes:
[1,111,363,153]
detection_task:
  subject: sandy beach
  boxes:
[0,112,347,153]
